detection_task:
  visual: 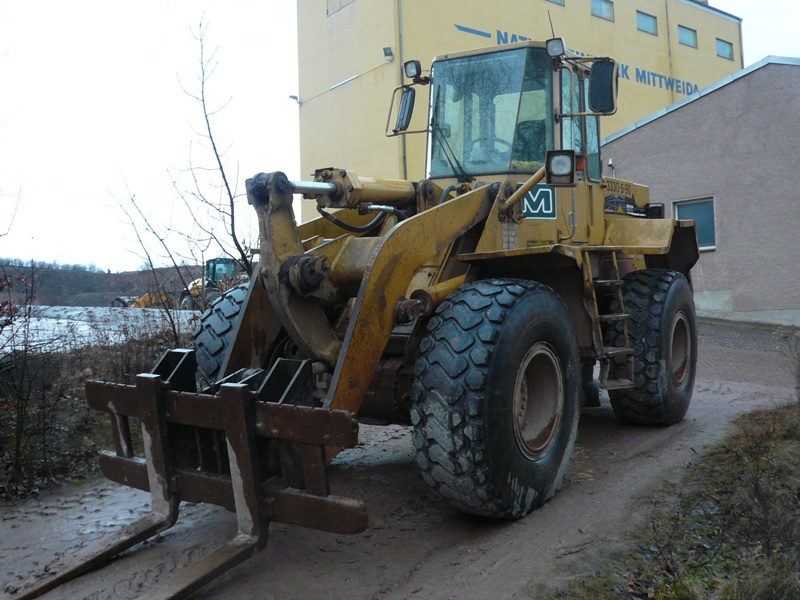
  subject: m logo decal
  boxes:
[522,185,557,219]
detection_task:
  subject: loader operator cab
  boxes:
[429,45,553,177]
[391,39,618,184]
[205,257,237,287]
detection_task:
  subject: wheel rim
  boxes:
[670,310,691,388]
[512,342,564,461]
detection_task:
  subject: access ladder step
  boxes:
[603,346,634,358]
[605,378,635,390]
[593,278,623,287]
[599,313,629,323]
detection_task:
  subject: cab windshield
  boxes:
[206,259,236,284]
[429,46,553,179]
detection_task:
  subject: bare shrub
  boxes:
[0,268,193,499]
[0,266,80,495]
[779,328,800,407]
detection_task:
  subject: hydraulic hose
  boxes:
[316,206,387,233]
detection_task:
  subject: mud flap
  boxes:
[14,350,366,599]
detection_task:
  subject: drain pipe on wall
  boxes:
[398,0,408,179]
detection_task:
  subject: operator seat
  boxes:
[512,119,546,164]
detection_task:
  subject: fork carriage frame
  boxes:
[16,349,366,600]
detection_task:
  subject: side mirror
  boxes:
[386,60,429,138]
[393,86,416,134]
[588,59,619,115]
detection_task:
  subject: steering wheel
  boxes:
[468,136,513,163]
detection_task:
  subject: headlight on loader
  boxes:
[546,149,577,186]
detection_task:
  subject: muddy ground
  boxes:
[1,320,795,600]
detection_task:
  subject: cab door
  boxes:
[557,67,602,244]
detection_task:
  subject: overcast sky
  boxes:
[0,1,299,272]
[0,1,798,273]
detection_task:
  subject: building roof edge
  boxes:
[680,0,742,24]
[602,57,800,145]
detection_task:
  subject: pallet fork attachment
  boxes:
[14,349,366,599]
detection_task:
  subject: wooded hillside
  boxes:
[0,261,202,307]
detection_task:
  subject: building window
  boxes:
[547,0,565,4]
[678,25,698,48]
[675,199,716,249]
[591,0,614,21]
[717,38,734,60]
[636,11,657,35]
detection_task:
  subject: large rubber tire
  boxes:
[203,290,221,305]
[192,282,248,384]
[411,279,581,519]
[179,294,195,310]
[604,269,697,426]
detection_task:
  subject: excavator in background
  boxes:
[110,290,174,309]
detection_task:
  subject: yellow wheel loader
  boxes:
[179,257,245,310]
[20,39,699,598]
[111,290,175,309]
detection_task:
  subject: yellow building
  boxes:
[296,0,742,217]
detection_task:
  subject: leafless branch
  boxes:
[0,185,22,239]
[115,185,194,346]
[171,18,254,277]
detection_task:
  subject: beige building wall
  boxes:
[297,0,742,219]
[602,59,800,313]
[297,1,403,180]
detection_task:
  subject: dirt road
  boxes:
[1,321,795,599]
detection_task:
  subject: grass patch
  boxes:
[550,403,800,599]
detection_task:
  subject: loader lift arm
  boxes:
[247,170,495,416]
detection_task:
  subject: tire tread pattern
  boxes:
[411,278,564,519]
[192,283,248,383]
[605,269,692,425]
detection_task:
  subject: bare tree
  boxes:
[115,187,193,347]
[114,19,253,319]
[0,185,21,241]
[171,18,255,279]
